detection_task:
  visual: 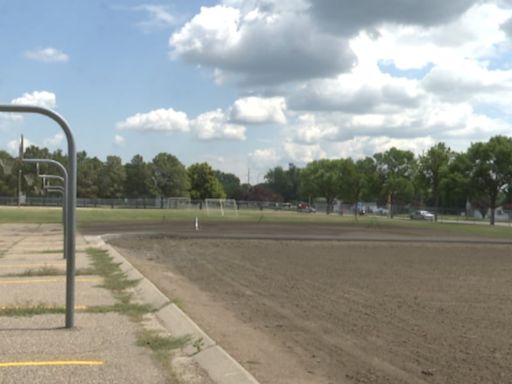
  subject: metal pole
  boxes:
[34,169,67,259]
[25,160,68,258]
[0,105,77,329]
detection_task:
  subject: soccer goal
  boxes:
[205,198,238,216]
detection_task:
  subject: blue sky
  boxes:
[1,0,512,183]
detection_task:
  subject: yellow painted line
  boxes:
[0,277,101,285]
[0,360,104,368]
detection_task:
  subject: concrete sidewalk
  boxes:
[0,224,259,384]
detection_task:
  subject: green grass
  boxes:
[136,330,190,353]
[7,266,64,277]
[0,206,510,238]
[86,248,140,299]
[0,303,154,318]
[5,266,95,278]
[0,304,66,317]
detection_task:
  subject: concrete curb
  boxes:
[83,235,260,384]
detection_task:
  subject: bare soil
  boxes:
[106,222,512,384]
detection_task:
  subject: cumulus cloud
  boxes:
[7,137,33,157]
[283,142,326,163]
[11,91,57,109]
[24,47,69,63]
[249,148,280,164]
[170,4,354,85]
[117,108,189,132]
[117,107,246,141]
[192,109,246,140]
[309,0,478,35]
[43,133,65,147]
[161,0,512,171]
[230,97,287,124]
[333,136,437,159]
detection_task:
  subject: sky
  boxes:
[1,0,512,184]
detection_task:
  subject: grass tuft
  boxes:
[136,330,190,353]
[86,248,140,292]
[0,304,65,317]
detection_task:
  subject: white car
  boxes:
[410,210,435,221]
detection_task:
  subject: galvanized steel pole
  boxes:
[0,105,77,329]
[24,159,69,259]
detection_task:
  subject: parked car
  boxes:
[297,202,316,213]
[410,210,435,221]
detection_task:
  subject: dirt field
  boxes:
[105,222,512,384]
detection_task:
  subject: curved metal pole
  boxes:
[45,186,65,193]
[40,174,65,183]
[0,104,77,328]
[24,159,69,261]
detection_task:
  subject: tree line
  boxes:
[0,135,511,224]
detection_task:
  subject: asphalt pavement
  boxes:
[0,223,259,384]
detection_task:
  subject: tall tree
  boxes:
[443,152,472,210]
[339,157,379,216]
[467,136,512,225]
[264,163,301,202]
[214,170,241,199]
[150,153,190,206]
[418,143,453,221]
[374,148,417,216]
[98,156,126,198]
[188,162,226,200]
[300,159,341,214]
[124,154,152,198]
[77,152,103,198]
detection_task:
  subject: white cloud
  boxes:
[160,1,512,170]
[7,137,33,157]
[135,5,176,32]
[333,136,436,159]
[43,133,65,147]
[192,109,246,140]
[117,108,190,132]
[114,135,126,146]
[11,91,57,109]
[230,97,287,124]
[24,47,69,63]
[283,142,326,163]
[249,148,280,164]
[170,4,354,85]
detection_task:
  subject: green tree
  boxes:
[124,154,152,198]
[214,170,241,199]
[189,163,226,200]
[150,153,190,207]
[418,143,453,221]
[338,157,379,217]
[467,136,512,225]
[374,148,417,216]
[443,152,472,210]
[77,152,102,198]
[98,156,126,198]
[300,159,341,214]
[0,151,17,196]
[264,163,301,202]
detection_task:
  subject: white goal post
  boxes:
[204,198,238,216]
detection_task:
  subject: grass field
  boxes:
[0,206,511,239]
